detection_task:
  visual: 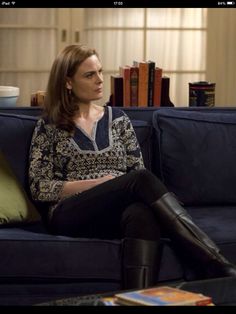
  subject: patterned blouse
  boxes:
[29,105,145,218]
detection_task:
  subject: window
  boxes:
[2,9,234,107]
[83,8,207,106]
[0,9,58,105]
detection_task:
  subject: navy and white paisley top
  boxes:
[29,105,145,218]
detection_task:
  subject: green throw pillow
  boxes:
[0,152,41,225]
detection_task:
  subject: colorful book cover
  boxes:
[99,296,120,306]
[115,286,212,306]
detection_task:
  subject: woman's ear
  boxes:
[66,78,72,90]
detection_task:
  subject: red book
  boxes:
[119,66,131,107]
[153,67,163,107]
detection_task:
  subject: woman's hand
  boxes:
[97,174,115,184]
[60,174,115,198]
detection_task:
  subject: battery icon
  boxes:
[227,1,234,4]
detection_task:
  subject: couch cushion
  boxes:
[0,226,121,283]
[153,109,236,205]
[185,205,236,280]
[187,205,236,246]
[0,224,184,285]
[157,239,184,282]
[132,120,153,171]
[0,152,40,225]
[0,113,38,193]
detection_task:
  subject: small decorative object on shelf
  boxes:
[110,75,123,107]
[189,81,215,107]
[31,90,46,107]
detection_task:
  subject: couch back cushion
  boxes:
[132,120,153,171]
[0,113,38,193]
[153,109,236,205]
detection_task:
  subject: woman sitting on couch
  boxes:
[29,44,236,290]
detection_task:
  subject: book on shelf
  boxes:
[114,286,213,306]
[147,60,155,107]
[153,67,163,107]
[130,66,139,106]
[133,61,149,107]
[110,74,123,107]
[119,66,131,107]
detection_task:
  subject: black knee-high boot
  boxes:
[121,238,161,290]
[151,192,236,279]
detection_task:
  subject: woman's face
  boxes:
[66,54,103,103]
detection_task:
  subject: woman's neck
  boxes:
[74,103,104,121]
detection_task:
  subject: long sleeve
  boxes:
[122,113,145,172]
[29,119,64,202]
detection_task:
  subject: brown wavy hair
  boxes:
[43,44,99,133]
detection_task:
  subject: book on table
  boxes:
[113,286,213,306]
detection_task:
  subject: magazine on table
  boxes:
[112,286,213,306]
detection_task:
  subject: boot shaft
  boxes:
[151,192,236,279]
[121,238,161,290]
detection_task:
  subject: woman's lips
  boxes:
[95,88,103,93]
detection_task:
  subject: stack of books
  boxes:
[111,61,163,108]
[100,286,214,306]
[110,61,174,108]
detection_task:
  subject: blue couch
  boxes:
[0,105,236,305]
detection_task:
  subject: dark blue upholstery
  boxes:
[0,226,121,282]
[0,113,37,190]
[151,107,236,281]
[152,109,236,205]
[132,120,153,171]
[1,106,236,304]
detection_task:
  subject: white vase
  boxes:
[0,86,20,107]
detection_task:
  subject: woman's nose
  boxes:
[96,72,103,83]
